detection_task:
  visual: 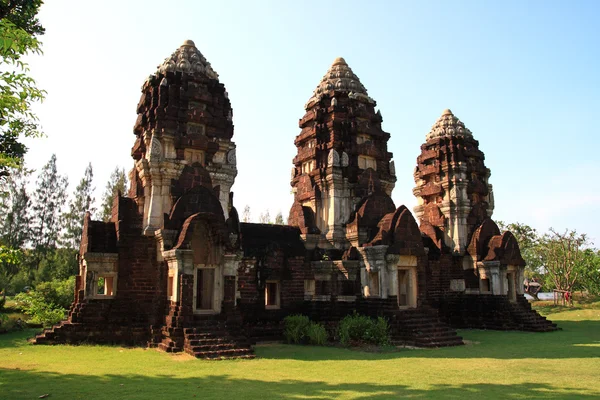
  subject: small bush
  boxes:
[306,322,328,345]
[14,289,67,327]
[283,314,311,344]
[338,312,389,347]
[34,277,75,309]
[0,296,5,310]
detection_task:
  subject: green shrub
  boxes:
[34,277,75,309]
[283,314,311,344]
[338,312,389,346]
[306,322,328,345]
[14,285,68,327]
[0,296,5,310]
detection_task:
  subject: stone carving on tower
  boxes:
[288,57,397,250]
[413,109,494,255]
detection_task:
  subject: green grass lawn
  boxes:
[1,303,600,400]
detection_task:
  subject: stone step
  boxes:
[185,348,255,360]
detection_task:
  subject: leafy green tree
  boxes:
[0,245,24,301]
[99,167,127,222]
[0,165,31,247]
[497,221,542,278]
[62,163,95,249]
[30,154,68,266]
[0,1,45,178]
[0,1,45,36]
[538,229,589,293]
[579,249,600,296]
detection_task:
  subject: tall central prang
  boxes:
[289,57,396,249]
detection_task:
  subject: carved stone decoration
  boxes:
[389,160,395,176]
[227,149,236,165]
[425,109,473,141]
[305,57,374,109]
[331,97,338,107]
[341,152,349,167]
[148,134,162,162]
[327,149,340,167]
[291,167,296,180]
[213,151,225,164]
[158,40,219,79]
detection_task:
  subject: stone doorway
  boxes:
[397,267,417,308]
[194,267,217,313]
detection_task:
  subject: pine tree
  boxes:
[0,166,32,248]
[99,167,128,222]
[30,154,68,259]
[62,163,95,250]
[274,211,284,225]
[259,210,271,224]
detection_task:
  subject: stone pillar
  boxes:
[357,245,388,297]
[144,173,163,235]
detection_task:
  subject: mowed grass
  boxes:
[1,303,600,400]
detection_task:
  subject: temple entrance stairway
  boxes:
[154,310,255,360]
[33,300,150,345]
[510,296,559,332]
[301,298,464,348]
[436,294,559,332]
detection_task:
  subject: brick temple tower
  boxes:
[131,39,238,235]
[413,109,494,255]
[289,57,397,249]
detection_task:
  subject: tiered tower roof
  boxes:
[305,57,374,109]
[157,40,219,79]
[425,109,473,141]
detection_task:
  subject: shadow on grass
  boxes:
[0,368,597,400]
[257,320,600,361]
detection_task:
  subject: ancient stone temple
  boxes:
[33,41,557,359]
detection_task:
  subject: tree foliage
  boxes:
[99,167,127,222]
[538,229,589,293]
[497,221,542,278]
[0,165,31,247]
[259,209,271,224]
[62,163,95,249]
[274,211,284,225]
[31,154,68,257]
[0,0,45,178]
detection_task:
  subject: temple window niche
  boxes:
[302,160,315,174]
[184,149,205,165]
[265,280,280,309]
[356,134,371,144]
[82,253,118,300]
[358,155,377,170]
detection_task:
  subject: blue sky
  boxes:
[23,0,600,244]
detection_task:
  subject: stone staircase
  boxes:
[182,319,254,360]
[510,296,559,332]
[33,300,150,346]
[436,294,558,332]
[302,298,464,348]
[389,307,464,348]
